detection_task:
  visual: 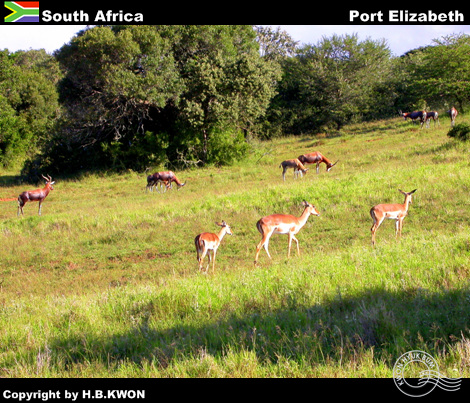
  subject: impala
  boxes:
[17,174,55,217]
[279,159,308,181]
[254,201,320,265]
[194,221,233,274]
[297,152,338,174]
[447,107,458,126]
[370,189,417,246]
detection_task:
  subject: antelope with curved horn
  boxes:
[297,152,338,174]
[370,189,417,246]
[279,158,308,181]
[194,221,233,274]
[254,201,320,265]
[17,174,55,217]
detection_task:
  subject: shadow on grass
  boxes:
[13,286,470,372]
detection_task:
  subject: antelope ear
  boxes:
[215,222,223,227]
[410,189,417,194]
[51,181,55,185]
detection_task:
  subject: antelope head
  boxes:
[41,174,55,189]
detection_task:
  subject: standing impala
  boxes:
[297,152,338,174]
[17,174,55,217]
[279,159,308,181]
[370,189,417,246]
[254,201,320,265]
[194,221,233,274]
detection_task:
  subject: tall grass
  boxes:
[0,114,469,377]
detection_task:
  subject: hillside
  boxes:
[0,114,469,378]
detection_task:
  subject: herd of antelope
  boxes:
[400,106,458,129]
[14,107,459,273]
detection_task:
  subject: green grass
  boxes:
[0,114,470,377]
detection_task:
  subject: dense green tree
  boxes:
[30,25,280,174]
[49,25,181,172]
[157,25,281,165]
[267,34,395,134]
[409,34,470,112]
[0,49,59,168]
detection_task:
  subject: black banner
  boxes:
[1,2,468,25]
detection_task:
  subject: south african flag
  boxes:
[5,1,39,22]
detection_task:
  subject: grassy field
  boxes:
[0,114,469,378]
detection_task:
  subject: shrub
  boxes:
[448,123,470,142]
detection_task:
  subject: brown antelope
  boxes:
[17,174,55,217]
[146,171,185,192]
[447,107,458,126]
[279,159,308,181]
[401,111,427,128]
[194,221,233,274]
[146,173,170,193]
[297,152,338,174]
[370,189,417,246]
[425,111,439,128]
[254,201,320,265]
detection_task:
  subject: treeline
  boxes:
[0,26,469,178]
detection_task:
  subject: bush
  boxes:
[448,123,470,141]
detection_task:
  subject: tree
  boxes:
[0,49,60,168]
[255,26,299,61]
[267,34,394,134]
[412,34,470,113]
[159,25,281,165]
[33,25,281,174]
[46,25,182,173]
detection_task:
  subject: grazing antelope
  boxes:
[194,221,233,274]
[447,107,458,126]
[254,201,320,265]
[401,111,427,128]
[370,189,417,246]
[279,159,308,181]
[297,152,338,174]
[146,173,170,193]
[17,175,55,217]
[146,171,185,192]
[160,171,186,190]
[425,111,439,128]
